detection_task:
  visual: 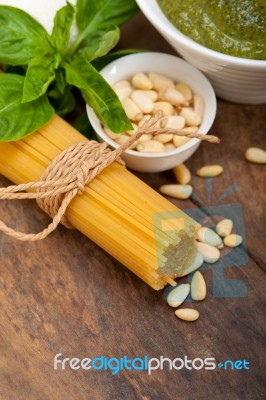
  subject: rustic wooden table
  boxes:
[0,12,265,400]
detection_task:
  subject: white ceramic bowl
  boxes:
[86,52,216,173]
[135,0,266,104]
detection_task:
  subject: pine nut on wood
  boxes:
[196,242,220,264]
[197,165,223,177]
[191,271,206,301]
[173,163,191,184]
[175,308,199,322]
[159,184,192,199]
[245,147,266,164]
[216,219,233,237]
[196,227,222,247]
[224,234,243,247]
[167,283,190,307]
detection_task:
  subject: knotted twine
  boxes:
[0,112,220,241]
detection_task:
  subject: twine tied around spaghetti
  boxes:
[0,111,220,241]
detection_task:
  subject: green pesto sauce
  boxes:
[157,0,266,60]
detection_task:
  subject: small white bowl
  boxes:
[135,0,266,104]
[86,52,216,173]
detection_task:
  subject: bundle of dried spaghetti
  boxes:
[0,115,201,290]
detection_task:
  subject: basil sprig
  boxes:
[0,0,138,142]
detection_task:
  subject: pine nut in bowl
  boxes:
[135,0,266,104]
[86,52,216,173]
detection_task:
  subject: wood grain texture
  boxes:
[0,12,265,400]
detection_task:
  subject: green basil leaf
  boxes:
[77,26,120,62]
[22,52,59,103]
[48,68,68,99]
[73,113,97,139]
[64,56,132,133]
[50,87,76,116]
[51,2,76,54]
[70,0,138,52]
[0,74,54,142]
[0,6,52,65]
[76,0,139,31]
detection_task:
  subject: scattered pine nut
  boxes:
[224,234,243,247]
[196,226,222,248]
[167,283,190,307]
[191,271,206,301]
[197,165,223,177]
[216,219,233,237]
[159,184,192,199]
[245,147,266,164]
[196,242,220,264]
[175,308,199,322]
[173,163,191,184]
